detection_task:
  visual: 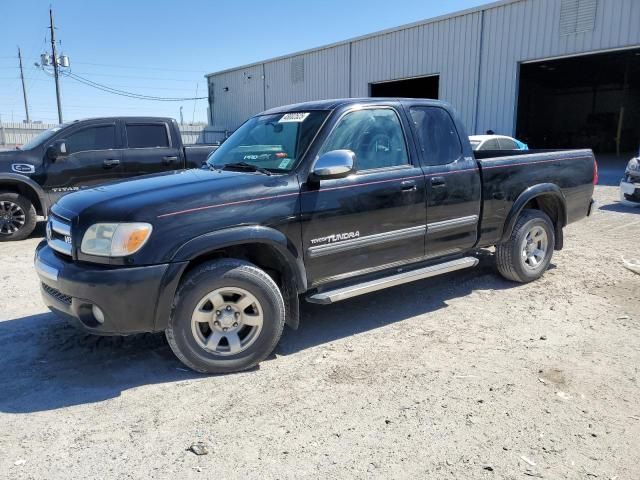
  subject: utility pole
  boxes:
[17,47,30,123]
[49,8,63,123]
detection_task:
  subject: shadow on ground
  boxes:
[0,252,517,413]
[598,202,640,214]
[28,221,46,239]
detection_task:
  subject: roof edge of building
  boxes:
[204,0,523,78]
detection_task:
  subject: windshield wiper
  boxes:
[216,162,273,176]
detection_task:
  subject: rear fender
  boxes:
[500,183,567,246]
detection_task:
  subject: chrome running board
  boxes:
[307,257,479,304]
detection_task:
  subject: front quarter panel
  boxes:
[172,225,307,291]
[140,174,302,266]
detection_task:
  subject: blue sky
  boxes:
[0,0,486,125]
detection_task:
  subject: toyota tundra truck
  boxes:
[0,116,218,241]
[34,98,597,373]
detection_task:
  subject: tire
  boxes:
[0,191,37,242]
[166,259,285,374]
[496,209,555,283]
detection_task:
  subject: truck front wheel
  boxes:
[496,209,555,283]
[166,259,286,374]
[0,191,37,242]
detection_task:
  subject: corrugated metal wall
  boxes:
[350,11,482,130]
[209,64,265,130]
[206,0,640,135]
[265,45,351,109]
[476,0,640,134]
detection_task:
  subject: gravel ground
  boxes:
[0,182,638,479]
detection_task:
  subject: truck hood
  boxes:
[0,149,27,162]
[53,168,283,222]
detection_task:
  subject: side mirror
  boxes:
[311,149,355,180]
[46,139,68,161]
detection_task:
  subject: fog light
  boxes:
[92,305,105,324]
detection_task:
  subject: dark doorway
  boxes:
[370,75,439,99]
[516,48,640,154]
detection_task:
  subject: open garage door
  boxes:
[516,48,640,154]
[370,75,439,99]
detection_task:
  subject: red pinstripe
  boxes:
[156,192,299,218]
[156,155,590,218]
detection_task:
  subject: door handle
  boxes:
[430,176,446,187]
[103,159,120,168]
[400,180,417,192]
[162,156,179,165]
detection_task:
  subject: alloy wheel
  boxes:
[520,225,548,269]
[0,201,26,236]
[191,286,264,356]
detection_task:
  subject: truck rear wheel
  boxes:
[496,209,555,283]
[166,259,285,374]
[0,191,37,242]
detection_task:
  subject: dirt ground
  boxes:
[1,171,638,479]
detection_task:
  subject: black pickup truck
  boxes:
[34,98,596,373]
[0,117,218,241]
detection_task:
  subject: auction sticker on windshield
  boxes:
[279,112,310,123]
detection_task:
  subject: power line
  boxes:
[63,71,201,82]
[64,71,207,102]
[10,75,198,92]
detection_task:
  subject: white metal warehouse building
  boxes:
[206,0,640,153]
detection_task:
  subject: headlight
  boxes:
[81,223,153,257]
[627,158,640,172]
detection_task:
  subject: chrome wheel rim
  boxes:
[0,201,26,235]
[521,225,548,270]
[191,287,263,356]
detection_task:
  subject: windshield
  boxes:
[469,139,481,150]
[207,111,328,172]
[20,125,65,150]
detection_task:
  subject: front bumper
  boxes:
[620,177,640,205]
[35,242,172,335]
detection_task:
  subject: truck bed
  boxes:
[184,144,219,169]
[475,149,596,246]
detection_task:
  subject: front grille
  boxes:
[624,191,640,202]
[47,215,73,257]
[42,283,72,305]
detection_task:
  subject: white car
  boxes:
[620,154,640,206]
[469,135,528,151]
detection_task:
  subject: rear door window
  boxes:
[409,106,462,165]
[481,138,499,150]
[498,137,518,150]
[66,125,116,154]
[126,124,170,148]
